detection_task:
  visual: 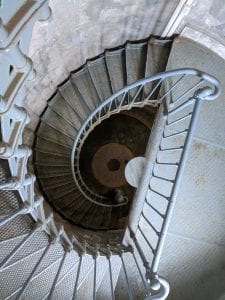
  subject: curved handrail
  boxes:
[71,68,221,207]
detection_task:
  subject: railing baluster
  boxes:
[171,79,204,106]
[158,74,186,102]
[131,249,147,290]
[166,113,192,126]
[72,255,83,300]
[47,250,68,300]
[93,255,97,300]
[119,250,133,300]
[107,251,115,300]
[168,98,194,116]
[151,89,212,274]
[145,201,164,218]
[16,240,53,300]
[138,226,155,254]
[141,213,160,236]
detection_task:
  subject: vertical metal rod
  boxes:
[93,256,97,300]
[131,251,147,289]
[16,241,52,300]
[120,252,133,300]
[72,255,83,300]
[47,251,68,300]
[107,255,115,300]
[151,98,203,273]
[131,233,152,282]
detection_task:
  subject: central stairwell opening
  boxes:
[33,37,170,243]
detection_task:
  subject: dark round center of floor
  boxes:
[107,159,120,171]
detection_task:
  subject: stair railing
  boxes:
[71,69,220,207]
[0,2,222,300]
[124,82,221,298]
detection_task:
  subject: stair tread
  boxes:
[37,123,73,148]
[71,65,100,110]
[100,206,112,229]
[35,165,71,177]
[76,255,108,300]
[125,41,148,86]
[105,47,126,94]
[50,190,84,211]
[49,93,82,130]
[87,56,112,102]
[96,255,122,300]
[35,150,70,165]
[43,181,76,201]
[41,108,77,139]
[144,37,172,99]
[80,205,106,230]
[59,80,91,120]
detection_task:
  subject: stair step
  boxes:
[37,123,73,148]
[59,80,91,120]
[35,150,70,165]
[40,178,74,193]
[52,191,83,211]
[100,206,112,229]
[0,244,50,299]
[81,205,106,230]
[125,41,148,99]
[38,174,73,189]
[35,165,71,178]
[58,194,86,215]
[105,47,126,94]
[70,201,93,225]
[41,109,77,139]
[87,56,112,102]
[3,230,49,269]
[21,243,65,300]
[35,136,72,155]
[0,234,26,264]
[44,181,76,201]
[76,255,108,300]
[71,65,100,110]
[96,255,121,300]
[48,251,80,300]
[49,93,83,130]
[0,191,20,216]
[0,215,34,241]
[144,37,172,99]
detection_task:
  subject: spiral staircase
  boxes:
[0,1,225,300]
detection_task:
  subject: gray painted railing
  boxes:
[0,1,222,300]
[71,69,220,207]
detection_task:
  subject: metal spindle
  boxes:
[107,254,115,300]
[47,250,68,300]
[131,250,147,290]
[72,255,83,300]
[119,250,133,300]
[16,240,52,300]
[93,255,97,300]
[151,90,210,273]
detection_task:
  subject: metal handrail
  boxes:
[0,2,222,299]
[71,68,220,207]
